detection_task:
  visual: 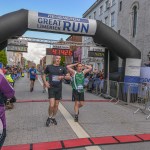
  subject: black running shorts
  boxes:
[30,78,35,81]
[48,87,62,100]
[73,89,84,101]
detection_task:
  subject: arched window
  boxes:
[132,5,138,37]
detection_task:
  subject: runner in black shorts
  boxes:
[28,66,37,92]
[67,63,92,122]
[43,56,70,126]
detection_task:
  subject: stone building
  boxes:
[82,0,119,71]
[117,0,150,66]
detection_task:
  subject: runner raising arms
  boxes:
[67,63,92,122]
[43,56,70,126]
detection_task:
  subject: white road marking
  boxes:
[86,146,102,150]
[59,103,89,138]
[38,77,102,150]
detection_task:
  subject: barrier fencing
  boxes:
[94,80,150,120]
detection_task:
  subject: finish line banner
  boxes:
[28,11,97,35]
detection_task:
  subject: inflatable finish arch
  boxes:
[0,9,141,83]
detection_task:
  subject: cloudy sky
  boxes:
[23,42,49,64]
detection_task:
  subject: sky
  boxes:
[1,0,96,64]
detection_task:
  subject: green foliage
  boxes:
[0,49,7,66]
[60,56,65,66]
[25,64,28,69]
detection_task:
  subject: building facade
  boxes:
[27,60,36,69]
[40,56,46,67]
[65,35,82,64]
[82,0,119,71]
[117,0,150,66]
[7,51,23,67]
[74,47,82,63]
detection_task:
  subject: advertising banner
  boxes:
[124,58,141,93]
[53,45,70,49]
[140,67,150,83]
[28,11,97,35]
[8,39,27,46]
[88,51,105,57]
[125,58,141,77]
[7,39,28,52]
[90,46,105,52]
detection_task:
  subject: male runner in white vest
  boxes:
[67,63,92,122]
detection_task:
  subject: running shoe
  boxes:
[51,118,57,125]
[46,117,51,127]
[74,115,78,122]
[30,87,33,92]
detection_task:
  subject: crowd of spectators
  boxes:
[84,69,104,93]
[0,65,25,109]
[2,65,24,87]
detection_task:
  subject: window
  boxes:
[100,5,103,15]
[94,11,96,19]
[132,6,137,37]
[119,1,122,11]
[111,12,115,27]
[105,1,110,10]
[89,15,91,19]
[112,0,115,5]
[105,16,109,25]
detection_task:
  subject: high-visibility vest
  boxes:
[5,74,14,83]
[22,73,25,77]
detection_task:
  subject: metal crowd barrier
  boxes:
[100,80,119,102]
[133,83,150,119]
[94,80,150,120]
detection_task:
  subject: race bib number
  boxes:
[31,71,35,74]
[77,85,83,90]
[52,75,59,82]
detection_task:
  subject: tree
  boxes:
[0,49,7,66]
[60,56,65,66]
